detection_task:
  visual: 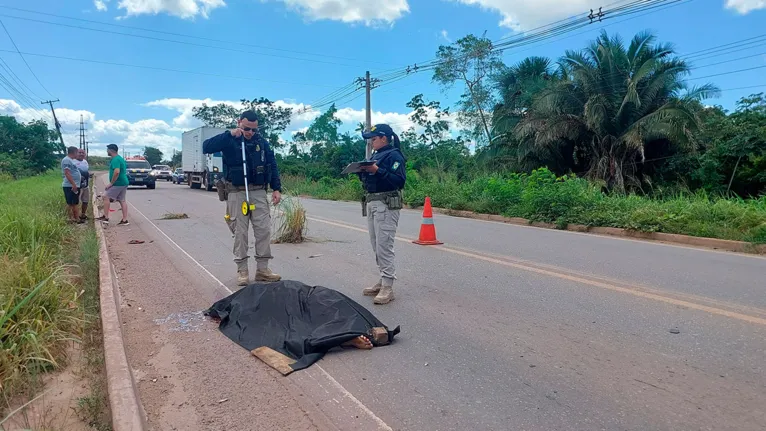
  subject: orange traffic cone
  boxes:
[413,196,443,245]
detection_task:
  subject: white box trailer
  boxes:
[181,126,227,191]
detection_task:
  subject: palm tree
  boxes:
[485,56,561,171]
[515,30,718,191]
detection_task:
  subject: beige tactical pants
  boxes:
[226,188,272,272]
[367,200,400,287]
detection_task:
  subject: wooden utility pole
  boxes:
[42,99,65,148]
[79,115,86,151]
[365,71,372,159]
[355,71,380,159]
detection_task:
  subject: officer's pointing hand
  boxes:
[272,190,282,205]
[230,128,243,138]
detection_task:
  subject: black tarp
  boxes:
[205,280,400,374]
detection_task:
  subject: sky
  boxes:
[0,0,764,158]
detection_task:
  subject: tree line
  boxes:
[190,30,766,198]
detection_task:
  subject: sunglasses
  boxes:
[242,127,257,132]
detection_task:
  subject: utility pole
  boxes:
[355,71,381,159]
[79,115,86,151]
[42,99,65,148]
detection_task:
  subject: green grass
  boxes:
[282,168,766,244]
[273,194,307,244]
[0,172,110,429]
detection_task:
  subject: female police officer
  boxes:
[358,124,406,305]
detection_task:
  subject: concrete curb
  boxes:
[426,207,766,255]
[93,175,148,431]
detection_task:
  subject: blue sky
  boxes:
[0,0,764,158]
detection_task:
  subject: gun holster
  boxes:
[215,178,228,202]
[361,195,367,217]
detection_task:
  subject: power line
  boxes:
[0,13,381,71]
[0,19,53,97]
[0,48,344,88]
[0,5,378,65]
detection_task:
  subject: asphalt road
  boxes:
[120,180,766,431]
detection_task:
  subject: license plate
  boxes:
[135,178,143,183]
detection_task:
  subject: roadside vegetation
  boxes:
[190,30,766,245]
[0,173,110,429]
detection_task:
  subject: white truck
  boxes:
[181,126,227,191]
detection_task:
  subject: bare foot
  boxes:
[342,335,373,350]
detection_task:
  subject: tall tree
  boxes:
[192,98,293,148]
[170,150,182,167]
[0,116,61,178]
[432,34,504,146]
[515,30,718,191]
[143,146,164,166]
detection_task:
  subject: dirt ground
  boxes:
[3,344,92,431]
[100,212,337,430]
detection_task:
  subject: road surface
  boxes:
[103,179,766,431]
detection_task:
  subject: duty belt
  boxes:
[226,182,267,192]
[365,191,399,202]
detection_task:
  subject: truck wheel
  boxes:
[147,183,156,189]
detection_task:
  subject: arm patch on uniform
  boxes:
[392,161,400,170]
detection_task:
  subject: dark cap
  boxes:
[106,144,119,152]
[361,124,394,139]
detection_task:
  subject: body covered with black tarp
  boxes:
[205,280,400,373]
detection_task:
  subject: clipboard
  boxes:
[341,160,376,175]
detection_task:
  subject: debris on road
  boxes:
[669,328,681,334]
[217,398,228,404]
[308,254,323,258]
[161,212,189,220]
[128,239,145,244]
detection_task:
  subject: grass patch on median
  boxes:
[273,194,307,244]
[0,173,110,429]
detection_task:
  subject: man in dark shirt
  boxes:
[203,110,282,286]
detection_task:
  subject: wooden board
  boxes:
[251,347,297,376]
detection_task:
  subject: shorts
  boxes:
[79,186,90,203]
[63,187,80,206]
[105,185,128,202]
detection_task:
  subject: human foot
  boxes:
[342,335,373,350]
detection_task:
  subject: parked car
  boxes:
[152,164,173,181]
[172,168,186,184]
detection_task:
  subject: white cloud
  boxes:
[0,96,466,159]
[94,0,108,11]
[273,0,410,25]
[0,99,180,158]
[725,0,766,14]
[116,0,226,19]
[450,0,605,31]
[440,29,451,42]
[144,97,321,134]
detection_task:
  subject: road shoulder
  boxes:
[97,180,337,431]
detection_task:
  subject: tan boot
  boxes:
[255,268,282,282]
[363,281,382,296]
[373,286,394,305]
[237,269,249,286]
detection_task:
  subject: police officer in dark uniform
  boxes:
[359,124,406,304]
[203,110,282,286]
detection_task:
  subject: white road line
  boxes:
[127,201,393,431]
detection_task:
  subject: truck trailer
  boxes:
[181,126,227,191]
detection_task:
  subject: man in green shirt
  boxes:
[99,144,130,225]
